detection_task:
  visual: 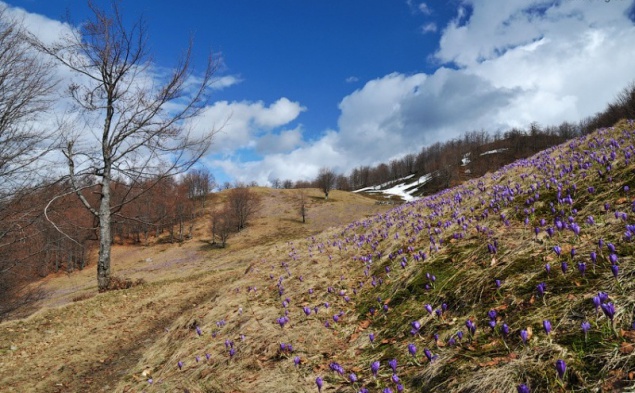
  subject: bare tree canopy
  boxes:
[183,168,216,206]
[0,6,57,199]
[227,187,261,232]
[316,167,336,199]
[29,1,217,291]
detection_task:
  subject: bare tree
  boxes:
[270,178,281,189]
[227,187,261,231]
[297,190,308,223]
[210,206,234,248]
[29,1,216,291]
[0,6,57,318]
[316,167,336,200]
[183,168,215,207]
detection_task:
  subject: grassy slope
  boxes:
[0,188,391,392]
[2,121,635,392]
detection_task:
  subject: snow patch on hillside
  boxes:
[354,173,431,201]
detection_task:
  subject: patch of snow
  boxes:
[355,173,431,202]
[461,153,471,166]
[480,148,508,156]
[379,182,419,201]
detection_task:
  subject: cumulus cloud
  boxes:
[255,127,304,155]
[193,98,306,155]
[211,75,242,90]
[213,0,635,185]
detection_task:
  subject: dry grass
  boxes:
[0,188,390,392]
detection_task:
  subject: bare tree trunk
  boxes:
[97,177,111,291]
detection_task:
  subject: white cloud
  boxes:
[421,22,437,34]
[211,75,242,90]
[193,98,306,155]
[345,76,359,83]
[406,0,432,15]
[255,127,304,154]
[254,97,306,128]
[418,3,432,15]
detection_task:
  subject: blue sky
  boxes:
[3,0,635,186]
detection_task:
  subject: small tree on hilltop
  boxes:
[227,187,261,231]
[316,167,336,200]
[297,190,308,223]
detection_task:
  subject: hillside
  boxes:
[1,121,635,392]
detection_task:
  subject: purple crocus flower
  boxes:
[593,296,601,312]
[601,302,616,321]
[609,253,618,264]
[536,282,546,297]
[369,333,375,343]
[543,320,552,335]
[553,245,562,257]
[424,304,433,314]
[488,309,497,320]
[177,361,183,370]
[590,251,597,264]
[561,261,568,274]
[466,319,476,335]
[502,323,510,337]
[611,264,619,278]
[391,374,400,384]
[555,359,567,379]
[456,331,464,341]
[408,343,417,356]
[424,348,435,362]
[581,321,591,336]
[544,263,551,275]
[294,356,301,366]
[520,329,528,344]
[195,326,202,336]
[383,388,393,393]
[389,358,398,372]
[411,320,421,332]
[598,291,609,303]
[349,373,358,383]
[577,262,586,277]
[371,360,380,376]
[517,384,530,393]
[316,376,324,392]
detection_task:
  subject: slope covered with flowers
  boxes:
[121,120,635,392]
